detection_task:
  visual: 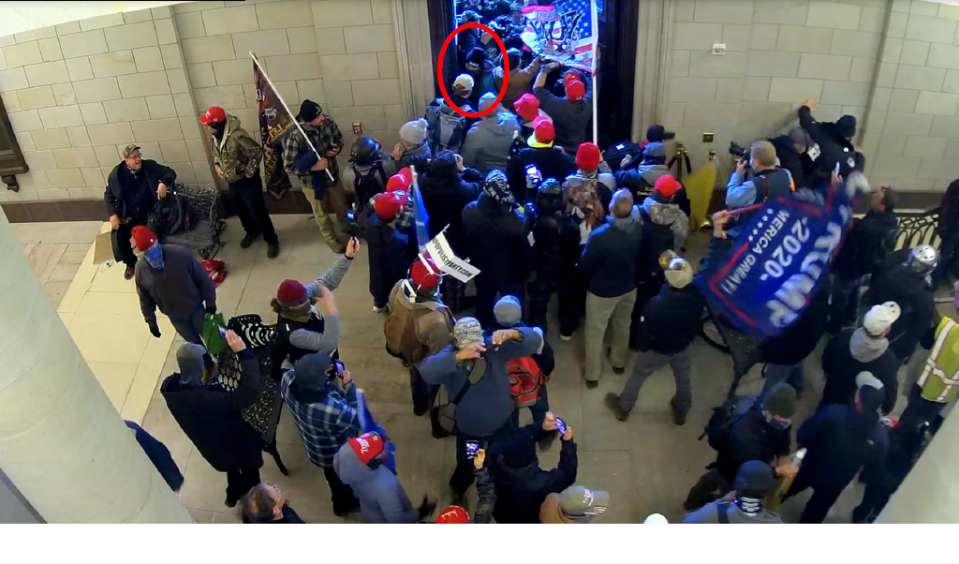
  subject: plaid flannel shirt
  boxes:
[367,193,414,233]
[280,118,344,179]
[280,371,361,468]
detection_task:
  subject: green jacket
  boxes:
[210,114,262,183]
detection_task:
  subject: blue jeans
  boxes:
[511,384,550,427]
[762,362,805,395]
[169,306,213,367]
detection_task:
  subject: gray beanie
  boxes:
[399,118,429,145]
[493,295,522,327]
[294,352,333,390]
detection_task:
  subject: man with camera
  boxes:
[725,140,793,239]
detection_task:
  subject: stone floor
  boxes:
[15,216,913,525]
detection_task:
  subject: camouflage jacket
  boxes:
[211,114,262,183]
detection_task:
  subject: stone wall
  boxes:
[661,0,959,192]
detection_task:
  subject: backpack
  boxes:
[700,395,758,451]
[638,209,675,283]
[353,164,388,212]
[147,192,193,237]
[430,358,487,439]
[507,357,544,408]
[604,140,643,172]
[425,98,467,154]
[384,299,454,365]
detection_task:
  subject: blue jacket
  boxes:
[125,421,184,492]
[796,403,888,493]
[725,167,793,210]
[420,327,543,436]
[333,441,419,524]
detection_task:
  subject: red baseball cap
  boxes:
[386,171,412,193]
[411,256,441,290]
[348,432,385,466]
[373,191,405,221]
[564,71,580,88]
[435,506,470,524]
[654,174,683,198]
[514,93,540,122]
[528,116,555,148]
[198,106,226,125]
[132,225,157,252]
[567,80,586,103]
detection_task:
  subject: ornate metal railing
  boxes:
[893,206,940,251]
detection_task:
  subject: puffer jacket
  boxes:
[461,194,535,285]
[332,441,419,524]
[639,197,689,250]
[460,110,520,174]
[211,114,263,183]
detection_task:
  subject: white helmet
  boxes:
[907,244,938,275]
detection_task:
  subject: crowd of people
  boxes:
[96,1,959,525]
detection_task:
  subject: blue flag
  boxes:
[356,388,396,474]
[695,184,854,337]
[410,167,431,254]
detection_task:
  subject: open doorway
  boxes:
[426,0,638,147]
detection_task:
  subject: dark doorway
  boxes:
[426,1,638,148]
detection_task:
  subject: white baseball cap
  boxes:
[453,74,474,91]
[863,302,900,335]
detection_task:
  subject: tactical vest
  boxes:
[917,317,959,403]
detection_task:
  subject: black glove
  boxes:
[205,304,217,315]
[148,321,161,338]
[417,495,437,521]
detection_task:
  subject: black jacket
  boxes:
[760,286,828,366]
[530,211,580,280]
[160,350,264,472]
[506,146,576,203]
[796,403,888,493]
[419,168,483,256]
[798,106,865,179]
[938,179,959,239]
[768,134,810,190]
[641,285,706,355]
[125,421,184,492]
[488,423,578,524]
[834,210,898,281]
[714,407,792,484]
[579,214,643,298]
[358,213,416,307]
[489,320,555,376]
[862,262,934,361]
[462,194,535,285]
[104,159,176,219]
[820,329,900,415]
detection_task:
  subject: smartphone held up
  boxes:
[466,441,480,458]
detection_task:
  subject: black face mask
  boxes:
[765,412,791,430]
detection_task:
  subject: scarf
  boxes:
[144,245,164,271]
[850,327,888,363]
[482,170,515,206]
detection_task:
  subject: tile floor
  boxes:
[15,216,916,524]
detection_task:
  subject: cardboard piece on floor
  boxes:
[92,231,114,265]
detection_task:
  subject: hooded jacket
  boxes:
[796,403,888,493]
[419,328,543,437]
[419,166,483,256]
[862,262,934,361]
[798,106,865,179]
[487,422,578,524]
[135,244,216,325]
[713,406,792,485]
[506,145,576,203]
[639,197,689,251]
[833,210,899,281]
[332,441,419,524]
[579,212,643,298]
[210,114,262,183]
[820,328,900,415]
[160,349,264,472]
[460,109,521,174]
[461,194,536,286]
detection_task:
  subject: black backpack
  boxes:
[604,140,643,172]
[638,209,675,283]
[700,395,758,451]
[353,164,388,212]
[147,192,194,237]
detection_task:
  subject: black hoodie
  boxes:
[833,209,899,280]
[419,166,483,256]
[357,210,417,307]
[768,134,810,190]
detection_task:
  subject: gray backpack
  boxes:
[425,98,467,153]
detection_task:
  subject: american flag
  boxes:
[520,0,597,73]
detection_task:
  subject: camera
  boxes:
[729,141,748,159]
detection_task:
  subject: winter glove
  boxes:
[205,303,217,315]
[417,495,437,522]
[148,321,161,339]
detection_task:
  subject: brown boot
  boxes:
[670,399,687,426]
[605,393,630,421]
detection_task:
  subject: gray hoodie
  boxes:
[460,109,520,174]
[332,442,419,524]
[639,197,690,250]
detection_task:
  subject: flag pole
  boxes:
[591,0,599,145]
[250,51,333,181]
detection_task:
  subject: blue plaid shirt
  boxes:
[280,371,361,468]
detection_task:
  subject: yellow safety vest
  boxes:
[917,317,959,403]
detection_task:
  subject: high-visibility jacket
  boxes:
[917,317,959,403]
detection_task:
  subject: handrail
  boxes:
[892,205,940,251]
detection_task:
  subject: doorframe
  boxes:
[631,0,672,140]
[392,0,436,122]
[600,0,641,144]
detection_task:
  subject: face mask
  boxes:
[735,496,763,516]
[765,413,791,430]
[144,245,164,270]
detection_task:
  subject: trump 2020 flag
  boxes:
[409,166,431,254]
[695,182,855,337]
[521,0,598,72]
[254,57,294,200]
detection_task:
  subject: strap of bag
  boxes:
[718,502,731,524]
[757,175,771,203]
[451,358,486,406]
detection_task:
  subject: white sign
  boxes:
[425,233,481,283]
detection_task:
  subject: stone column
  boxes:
[0,213,191,523]
[876,409,959,524]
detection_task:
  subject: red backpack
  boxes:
[508,357,544,408]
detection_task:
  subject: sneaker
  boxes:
[267,242,280,259]
[670,399,687,426]
[559,334,572,342]
[372,304,386,313]
[123,266,135,280]
[605,392,630,421]
[240,233,259,249]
